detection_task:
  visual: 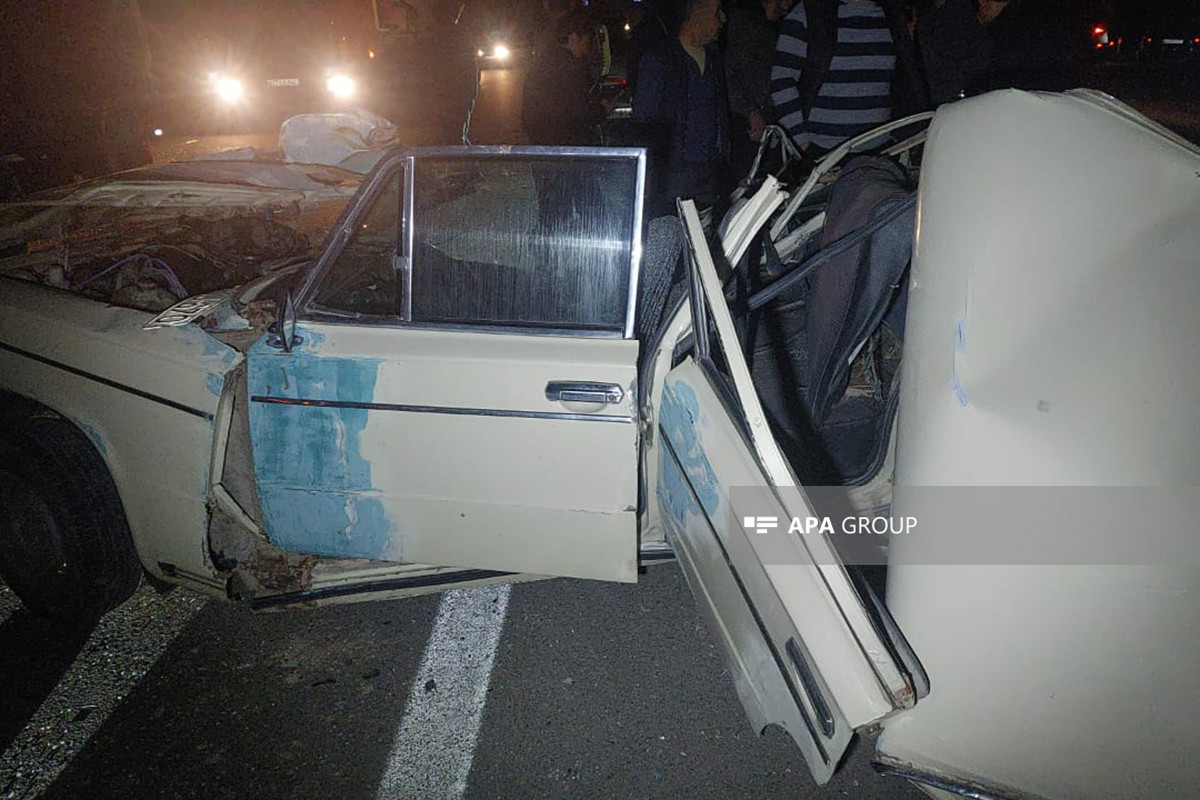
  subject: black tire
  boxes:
[0,408,142,624]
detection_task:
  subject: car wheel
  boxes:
[0,413,142,624]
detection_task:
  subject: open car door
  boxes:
[244,148,644,583]
[657,202,919,782]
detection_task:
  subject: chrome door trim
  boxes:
[545,381,625,405]
[297,146,647,339]
[872,756,1037,800]
[250,395,633,424]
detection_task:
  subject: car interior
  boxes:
[636,124,928,496]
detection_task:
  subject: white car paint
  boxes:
[877,89,1200,799]
[0,278,236,586]
[2,92,1198,800]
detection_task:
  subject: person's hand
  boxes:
[748,109,767,142]
[976,0,1009,26]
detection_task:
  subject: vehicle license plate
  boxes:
[267,78,301,87]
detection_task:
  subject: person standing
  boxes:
[632,0,732,215]
[626,0,673,98]
[770,0,926,157]
[425,2,480,145]
[522,11,607,146]
[915,0,1078,106]
[725,0,794,180]
[522,12,608,229]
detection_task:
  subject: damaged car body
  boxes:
[3,90,1200,800]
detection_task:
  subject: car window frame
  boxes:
[296,146,647,339]
[303,159,407,321]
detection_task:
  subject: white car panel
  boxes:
[658,202,914,784]
[0,278,238,586]
[879,90,1200,798]
[247,321,640,582]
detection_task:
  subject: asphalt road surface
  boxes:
[0,566,919,800]
[7,60,1200,800]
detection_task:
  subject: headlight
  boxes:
[492,43,511,60]
[326,74,356,98]
[215,77,244,103]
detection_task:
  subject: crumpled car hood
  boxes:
[0,160,360,314]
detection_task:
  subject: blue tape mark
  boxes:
[950,316,970,407]
[950,374,970,407]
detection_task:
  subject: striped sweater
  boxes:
[770,1,896,153]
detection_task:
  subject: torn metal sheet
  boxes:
[144,291,234,330]
[0,162,359,314]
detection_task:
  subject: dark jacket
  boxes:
[916,0,1078,105]
[724,4,779,119]
[626,5,672,97]
[522,45,605,146]
[632,37,731,208]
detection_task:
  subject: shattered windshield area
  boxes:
[0,164,359,314]
[311,172,402,317]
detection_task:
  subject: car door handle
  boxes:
[545,381,624,405]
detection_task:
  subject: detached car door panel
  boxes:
[247,149,645,582]
[658,202,917,783]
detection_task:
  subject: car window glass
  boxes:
[410,156,637,332]
[311,171,401,316]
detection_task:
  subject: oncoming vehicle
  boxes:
[2,90,1199,799]
[475,29,526,68]
[148,0,379,135]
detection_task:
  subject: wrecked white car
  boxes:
[2,90,1199,800]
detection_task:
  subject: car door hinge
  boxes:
[640,403,655,446]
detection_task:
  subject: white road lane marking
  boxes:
[375,585,511,800]
[0,586,205,800]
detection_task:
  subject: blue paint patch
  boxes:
[659,380,722,517]
[205,372,225,396]
[201,333,239,366]
[79,421,108,459]
[658,441,704,540]
[300,327,327,347]
[260,489,393,560]
[176,324,240,368]
[247,326,393,559]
